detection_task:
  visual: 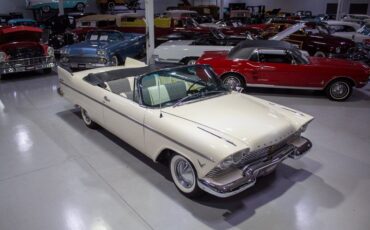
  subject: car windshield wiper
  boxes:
[173,92,202,108]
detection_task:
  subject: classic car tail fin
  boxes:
[124,57,147,68]
[57,66,73,80]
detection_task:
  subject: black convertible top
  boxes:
[228,40,295,59]
[84,66,155,87]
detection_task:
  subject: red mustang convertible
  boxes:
[197,40,370,101]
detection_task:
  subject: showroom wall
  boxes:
[0,0,369,19]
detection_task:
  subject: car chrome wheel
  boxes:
[81,108,98,129]
[187,58,198,65]
[76,3,85,11]
[170,155,203,196]
[223,75,242,90]
[108,2,115,10]
[329,81,350,100]
[111,56,119,66]
[42,5,51,13]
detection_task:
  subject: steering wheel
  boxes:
[187,80,208,94]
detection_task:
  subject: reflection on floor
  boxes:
[0,71,369,230]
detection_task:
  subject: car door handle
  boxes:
[104,96,110,102]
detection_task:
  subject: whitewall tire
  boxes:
[81,108,98,129]
[170,155,203,197]
[325,79,352,101]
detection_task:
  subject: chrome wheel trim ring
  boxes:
[330,81,350,100]
[223,76,241,90]
[187,59,197,65]
[76,3,84,11]
[111,56,119,66]
[81,109,92,125]
[170,155,196,193]
[42,6,51,12]
[108,2,115,10]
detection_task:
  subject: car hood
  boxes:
[270,23,305,40]
[65,41,114,56]
[163,93,313,151]
[309,56,368,70]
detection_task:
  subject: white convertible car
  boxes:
[154,30,247,65]
[57,58,314,198]
[324,20,370,44]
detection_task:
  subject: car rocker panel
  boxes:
[60,30,145,69]
[57,58,313,197]
[0,26,55,75]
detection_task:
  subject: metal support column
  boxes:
[218,0,224,20]
[336,0,343,20]
[145,0,155,65]
[58,0,65,16]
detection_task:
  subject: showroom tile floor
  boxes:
[0,71,369,230]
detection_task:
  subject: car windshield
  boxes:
[86,31,122,42]
[139,65,228,108]
[358,25,370,36]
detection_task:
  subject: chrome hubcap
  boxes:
[77,4,84,11]
[187,59,197,65]
[82,109,91,124]
[330,82,349,99]
[224,76,241,90]
[175,159,195,189]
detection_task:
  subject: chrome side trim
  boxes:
[197,127,236,146]
[247,83,322,90]
[59,81,215,162]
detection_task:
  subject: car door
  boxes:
[102,83,147,153]
[257,49,299,86]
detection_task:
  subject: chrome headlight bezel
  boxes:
[47,47,54,57]
[97,49,106,56]
[0,51,6,62]
[335,47,341,54]
[217,149,249,170]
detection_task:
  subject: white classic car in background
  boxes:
[154,30,247,65]
[57,58,313,198]
[325,20,370,44]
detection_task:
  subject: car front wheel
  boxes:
[111,56,120,66]
[76,3,85,12]
[222,73,245,91]
[325,79,352,101]
[170,155,203,197]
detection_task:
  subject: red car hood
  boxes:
[0,26,42,44]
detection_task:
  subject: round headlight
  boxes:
[47,47,54,57]
[0,52,6,62]
[219,156,233,170]
[232,151,243,164]
[335,47,341,54]
[97,50,106,56]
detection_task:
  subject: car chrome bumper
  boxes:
[198,136,312,198]
[0,56,55,75]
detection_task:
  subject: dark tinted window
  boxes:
[249,52,258,62]
[259,52,292,64]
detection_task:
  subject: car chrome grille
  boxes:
[205,138,291,178]
[8,47,44,60]
[68,56,100,64]
[0,56,53,68]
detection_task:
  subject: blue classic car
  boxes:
[8,19,38,27]
[27,0,88,13]
[60,30,146,69]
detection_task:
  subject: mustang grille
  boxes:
[206,138,290,178]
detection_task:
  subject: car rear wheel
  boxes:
[314,51,326,57]
[222,73,246,91]
[111,56,120,66]
[75,3,85,12]
[325,79,352,101]
[170,155,203,197]
[41,5,51,13]
[81,108,98,129]
[108,1,115,11]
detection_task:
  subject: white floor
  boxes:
[0,72,369,230]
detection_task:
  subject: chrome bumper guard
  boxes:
[0,56,55,74]
[198,137,312,198]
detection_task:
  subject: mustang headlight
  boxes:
[47,47,54,57]
[97,49,106,56]
[0,52,6,62]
